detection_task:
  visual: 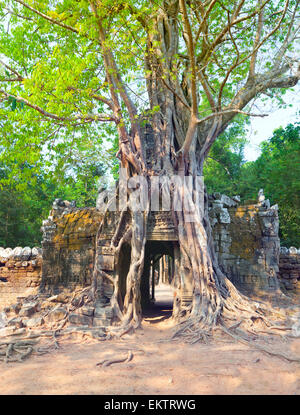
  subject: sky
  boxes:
[244,87,300,161]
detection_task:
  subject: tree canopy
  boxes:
[0,0,299,341]
[0,0,299,247]
[0,1,299,173]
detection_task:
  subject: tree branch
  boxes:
[197,108,268,125]
[90,0,145,172]
[180,0,198,116]
[0,60,24,81]
[0,89,116,123]
[13,0,82,36]
[248,0,265,79]
[273,0,300,68]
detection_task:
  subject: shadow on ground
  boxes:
[142,283,174,324]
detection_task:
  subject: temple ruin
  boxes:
[1,188,299,333]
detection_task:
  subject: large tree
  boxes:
[0,0,299,338]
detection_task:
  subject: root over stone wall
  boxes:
[40,194,282,303]
[0,193,286,312]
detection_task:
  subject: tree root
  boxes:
[0,342,34,363]
[96,350,133,367]
[218,324,300,364]
[0,329,63,363]
[170,302,300,363]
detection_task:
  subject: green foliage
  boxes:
[204,115,249,195]
[0,160,105,247]
[0,1,298,247]
[205,122,300,247]
[241,122,300,247]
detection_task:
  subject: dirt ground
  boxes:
[0,284,299,395]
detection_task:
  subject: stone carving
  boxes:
[257,189,271,209]
[258,188,265,203]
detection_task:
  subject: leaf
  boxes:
[11,98,17,111]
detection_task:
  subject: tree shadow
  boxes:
[142,296,173,324]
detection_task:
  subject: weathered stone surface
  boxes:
[220,194,238,208]
[25,316,44,328]
[6,317,24,328]
[47,293,70,303]
[45,306,67,322]
[0,246,42,309]
[232,195,241,203]
[12,247,23,261]
[68,312,93,326]
[93,317,110,327]
[0,248,13,264]
[219,208,231,224]
[209,198,280,295]
[10,303,21,315]
[80,306,95,317]
[94,306,113,320]
[19,304,37,317]
[64,325,106,338]
[41,206,102,292]
[289,246,298,255]
[278,248,300,294]
[21,247,32,261]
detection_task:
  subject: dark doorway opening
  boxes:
[117,242,131,309]
[141,240,177,323]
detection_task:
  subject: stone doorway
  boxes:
[141,240,178,322]
[116,239,179,322]
[117,242,131,309]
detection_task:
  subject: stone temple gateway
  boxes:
[39,190,281,328]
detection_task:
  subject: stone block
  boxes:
[93,317,110,327]
[80,306,95,317]
[68,312,93,326]
[45,306,67,322]
[7,317,24,328]
[12,247,23,260]
[219,208,231,224]
[19,304,37,317]
[220,194,238,208]
[94,306,113,319]
[25,316,44,328]
[21,247,32,261]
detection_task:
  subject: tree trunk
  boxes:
[92,130,287,342]
[90,1,290,340]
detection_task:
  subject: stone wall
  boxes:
[209,193,280,296]
[0,247,42,309]
[41,199,103,294]
[41,193,281,299]
[278,247,300,294]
